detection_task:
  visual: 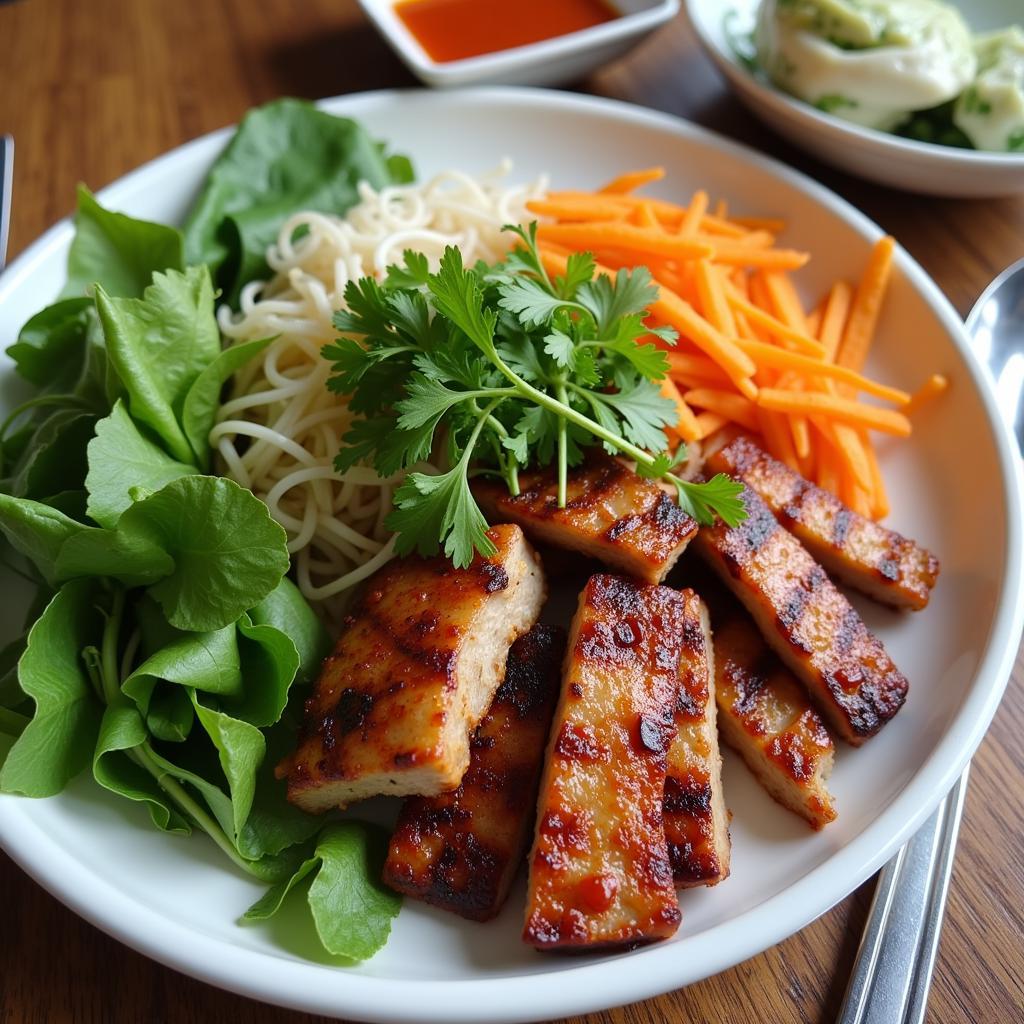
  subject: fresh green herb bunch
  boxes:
[323,223,746,568]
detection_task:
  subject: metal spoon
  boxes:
[838,261,1024,1024]
[0,134,12,270]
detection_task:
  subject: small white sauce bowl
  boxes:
[356,0,680,89]
[684,0,1024,197]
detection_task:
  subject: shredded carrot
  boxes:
[762,271,808,333]
[683,389,761,433]
[861,431,890,519]
[665,351,733,385]
[733,216,787,233]
[599,167,665,194]
[810,417,873,492]
[758,389,911,437]
[724,289,825,355]
[524,175,940,507]
[731,338,911,404]
[633,201,660,229]
[702,240,810,271]
[904,373,949,415]
[647,287,757,383]
[696,411,729,438]
[816,441,841,497]
[659,375,701,442]
[756,408,800,470]
[680,190,709,236]
[694,259,737,335]
[818,280,853,360]
[837,236,895,373]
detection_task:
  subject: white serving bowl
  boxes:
[357,0,679,88]
[684,0,1024,197]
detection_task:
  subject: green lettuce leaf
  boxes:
[95,266,220,464]
[243,822,401,962]
[182,98,414,304]
[85,400,198,528]
[0,579,104,796]
[117,475,289,631]
[63,186,184,299]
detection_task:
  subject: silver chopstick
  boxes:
[837,769,969,1023]
[0,134,13,271]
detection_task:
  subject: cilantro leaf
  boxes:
[578,265,660,336]
[497,277,578,329]
[428,247,498,360]
[386,460,495,568]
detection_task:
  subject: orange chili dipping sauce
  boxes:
[394,0,619,64]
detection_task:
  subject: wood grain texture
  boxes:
[1,3,1022,1022]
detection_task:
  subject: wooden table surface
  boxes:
[2,2,1022,1022]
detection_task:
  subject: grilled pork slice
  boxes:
[664,590,731,888]
[694,483,908,746]
[283,524,545,811]
[382,625,565,921]
[708,590,837,830]
[709,436,939,610]
[524,575,684,952]
[474,450,697,584]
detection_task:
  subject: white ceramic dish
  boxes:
[357,0,679,88]
[684,0,1024,197]
[0,87,1022,1024]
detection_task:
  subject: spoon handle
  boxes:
[837,768,969,1024]
[0,134,13,271]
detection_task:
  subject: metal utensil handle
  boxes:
[837,768,969,1024]
[0,134,13,271]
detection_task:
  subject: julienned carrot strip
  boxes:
[818,280,853,360]
[696,411,729,438]
[659,375,701,442]
[634,201,660,229]
[806,309,822,337]
[732,216,787,233]
[810,417,873,492]
[861,431,890,519]
[599,167,665,194]
[837,236,895,372]
[756,408,800,470]
[526,197,630,222]
[536,222,713,261]
[816,441,841,498]
[762,271,808,333]
[704,241,809,270]
[757,388,911,437]
[731,338,911,404]
[904,373,949,414]
[694,259,737,335]
[797,444,816,482]
[842,479,874,518]
[714,198,729,219]
[649,287,757,385]
[697,213,748,238]
[723,289,825,355]
[665,351,733,384]
[683,389,761,433]
[680,190,709,236]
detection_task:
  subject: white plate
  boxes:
[0,88,1022,1024]
[683,0,1024,198]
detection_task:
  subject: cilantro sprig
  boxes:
[323,223,746,567]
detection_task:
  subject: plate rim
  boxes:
[0,85,1022,1024]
